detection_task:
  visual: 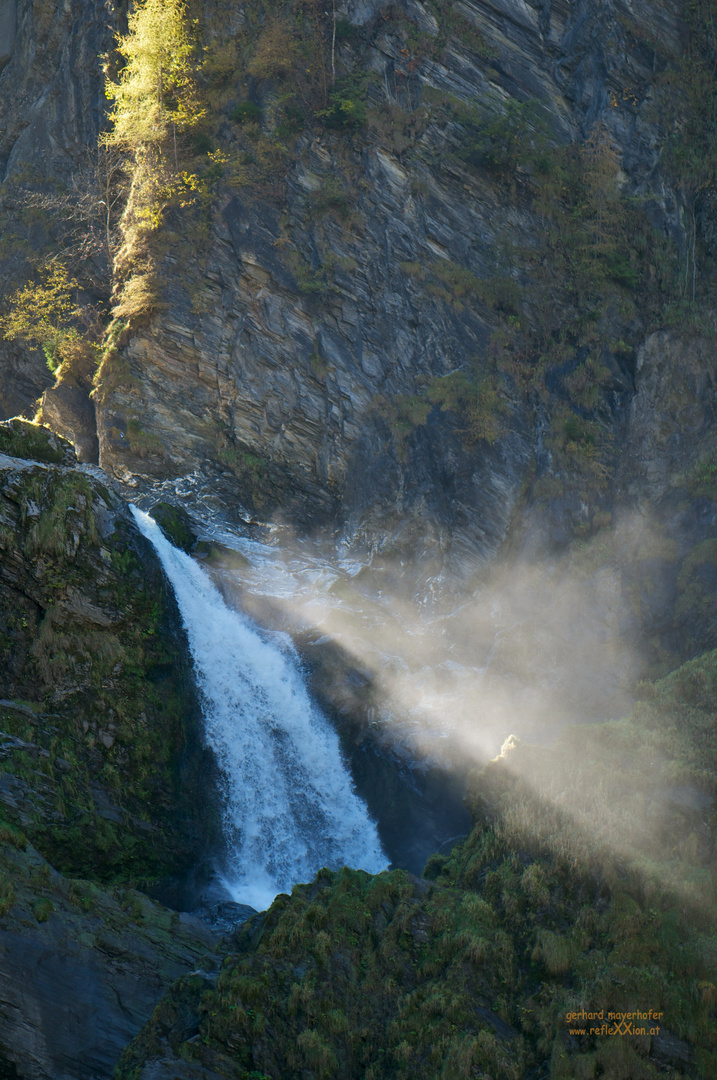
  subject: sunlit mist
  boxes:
[199,514,651,774]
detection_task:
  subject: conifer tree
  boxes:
[103,0,201,154]
[100,0,205,318]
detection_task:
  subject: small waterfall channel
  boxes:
[131,506,388,911]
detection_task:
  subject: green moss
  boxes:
[318,76,367,130]
[682,449,717,497]
[285,249,330,295]
[309,351,329,380]
[453,98,550,178]
[375,361,506,457]
[436,1,497,60]
[426,368,506,445]
[0,816,27,851]
[562,355,612,411]
[0,464,215,885]
[423,852,448,880]
[661,0,717,195]
[17,472,97,559]
[308,176,351,220]
[0,420,73,465]
[149,502,196,552]
[0,874,15,916]
[216,442,270,508]
[231,101,262,124]
[126,419,164,459]
[33,898,54,923]
[677,538,717,592]
[67,880,99,912]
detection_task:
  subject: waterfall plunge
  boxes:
[131,507,388,910]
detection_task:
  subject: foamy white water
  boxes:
[130,506,388,910]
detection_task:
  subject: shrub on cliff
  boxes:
[0,262,96,374]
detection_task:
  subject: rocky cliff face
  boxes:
[0,836,218,1080]
[0,0,706,587]
[0,0,115,418]
[90,0,689,572]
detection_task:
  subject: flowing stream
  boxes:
[131,506,388,911]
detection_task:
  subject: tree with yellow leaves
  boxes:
[100,0,205,319]
[103,0,202,163]
[0,263,86,373]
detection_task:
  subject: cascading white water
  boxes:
[130,506,388,911]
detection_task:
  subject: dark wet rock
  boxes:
[150,501,198,553]
[201,900,258,935]
[114,970,232,1080]
[40,383,99,464]
[0,1,16,72]
[618,332,717,505]
[137,1063,227,1080]
[650,1028,695,1071]
[0,841,220,1080]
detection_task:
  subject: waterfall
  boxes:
[130,507,388,911]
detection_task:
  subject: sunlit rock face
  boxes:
[92,0,685,571]
[94,168,534,570]
[0,0,691,574]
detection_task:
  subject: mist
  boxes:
[202,514,650,769]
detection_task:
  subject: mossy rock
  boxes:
[194,539,250,569]
[149,501,197,552]
[0,462,219,885]
[0,420,76,466]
